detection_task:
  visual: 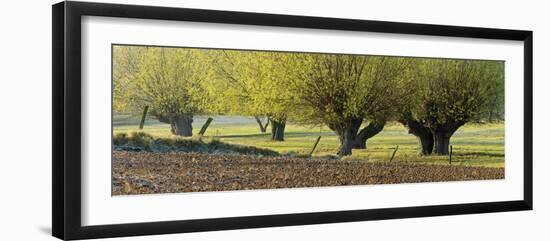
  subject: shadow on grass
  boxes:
[453,152,505,158]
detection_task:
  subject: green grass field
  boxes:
[113,114,504,168]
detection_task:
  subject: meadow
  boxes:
[113,114,504,168]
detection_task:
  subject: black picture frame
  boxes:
[52,1,533,240]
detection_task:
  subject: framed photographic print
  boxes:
[52,1,533,240]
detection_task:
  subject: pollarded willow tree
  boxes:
[209,50,296,141]
[113,46,210,136]
[289,54,409,156]
[401,59,504,155]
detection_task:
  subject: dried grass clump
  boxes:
[113,132,279,156]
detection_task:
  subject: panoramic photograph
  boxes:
[111,45,505,195]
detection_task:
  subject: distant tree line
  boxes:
[113,46,504,157]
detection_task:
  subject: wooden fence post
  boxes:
[138,106,149,130]
[308,136,322,157]
[449,145,453,165]
[390,145,399,162]
[198,117,214,136]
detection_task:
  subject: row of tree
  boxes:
[113,46,504,156]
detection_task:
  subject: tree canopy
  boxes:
[113,45,505,156]
[113,46,210,136]
[288,54,409,155]
[209,50,298,140]
[400,59,505,154]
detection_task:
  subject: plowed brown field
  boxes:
[112,151,504,195]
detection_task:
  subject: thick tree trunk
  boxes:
[337,129,355,156]
[254,116,270,133]
[418,134,434,155]
[330,118,362,157]
[352,122,385,149]
[170,115,193,136]
[430,121,465,155]
[271,119,286,141]
[402,118,434,155]
[433,131,451,155]
[158,114,193,137]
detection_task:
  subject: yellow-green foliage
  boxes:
[208,50,297,121]
[112,45,505,157]
[407,59,505,126]
[113,46,211,117]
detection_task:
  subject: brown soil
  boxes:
[112,151,504,195]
